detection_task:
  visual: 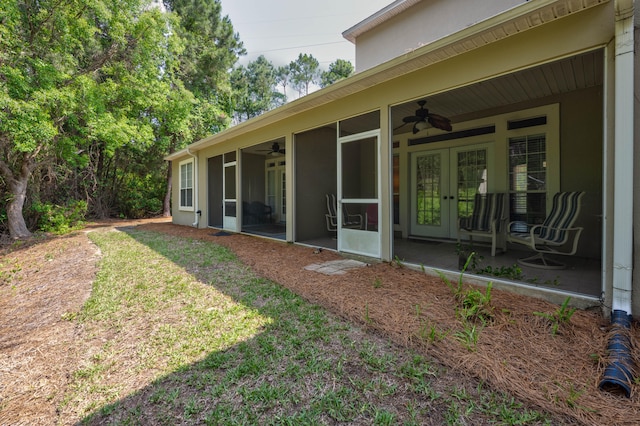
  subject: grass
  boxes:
[61,228,552,424]
[533,296,577,335]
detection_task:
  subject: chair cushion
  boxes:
[465,193,504,232]
[538,191,583,243]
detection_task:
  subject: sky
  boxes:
[219,0,393,68]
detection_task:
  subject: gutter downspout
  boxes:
[186,148,200,227]
[599,0,635,397]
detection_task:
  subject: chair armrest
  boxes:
[346,213,363,222]
[508,221,533,233]
[458,217,472,230]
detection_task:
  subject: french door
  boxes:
[410,144,492,239]
[266,159,286,223]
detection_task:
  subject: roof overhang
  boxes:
[165,0,609,161]
[342,0,422,44]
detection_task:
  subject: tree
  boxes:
[0,0,171,238]
[163,0,245,101]
[290,53,320,97]
[160,0,245,216]
[231,55,283,122]
[320,59,355,87]
[275,65,292,102]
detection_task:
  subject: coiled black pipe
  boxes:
[599,310,634,397]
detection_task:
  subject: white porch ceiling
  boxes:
[390,49,603,135]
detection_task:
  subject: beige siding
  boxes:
[354,0,527,71]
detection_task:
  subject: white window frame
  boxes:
[179,158,194,211]
[505,104,560,222]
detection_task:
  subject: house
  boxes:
[166,0,637,319]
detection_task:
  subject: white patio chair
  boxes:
[507,191,585,269]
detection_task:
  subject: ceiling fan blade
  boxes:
[428,114,452,132]
[402,116,420,123]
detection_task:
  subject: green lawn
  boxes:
[62,228,551,425]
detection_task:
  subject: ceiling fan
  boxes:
[400,100,452,134]
[257,142,285,156]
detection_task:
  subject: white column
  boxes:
[612,0,635,314]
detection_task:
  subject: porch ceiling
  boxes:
[391,49,603,136]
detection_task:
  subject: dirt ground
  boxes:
[1,218,639,425]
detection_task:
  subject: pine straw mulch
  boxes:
[0,229,102,425]
[140,220,640,426]
[0,217,638,425]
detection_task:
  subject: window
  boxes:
[509,134,547,228]
[505,105,559,229]
[179,159,194,211]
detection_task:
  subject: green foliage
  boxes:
[455,245,482,271]
[454,246,558,285]
[533,297,576,335]
[33,200,87,235]
[0,0,246,233]
[437,261,493,352]
[320,59,354,87]
[0,207,7,235]
[458,283,494,324]
[416,319,448,344]
[0,259,22,285]
[275,65,292,101]
[453,324,481,352]
[165,0,245,99]
[115,172,165,219]
[477,264,524,281]
[441,263,494,324]
[231,55,282,121]
[290,53,320,96]
[437,263,465,297]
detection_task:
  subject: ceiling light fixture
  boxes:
[413,120,429,134]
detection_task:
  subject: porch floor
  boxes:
[242,223,286,239]
[298,235,601,298]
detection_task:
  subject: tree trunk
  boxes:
[0,151,37,239]
[7,170,32,239]
[163,161,172,217]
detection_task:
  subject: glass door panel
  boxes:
[452,146,488,237]
[411,149,449,238]
[338,130,380,258]
[223,153,237,231]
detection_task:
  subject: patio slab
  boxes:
[304,259,367,275]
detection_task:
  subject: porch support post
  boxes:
[612,0,634,315]
[380,105,392,262]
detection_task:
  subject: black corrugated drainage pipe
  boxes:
[599,310,635,397]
